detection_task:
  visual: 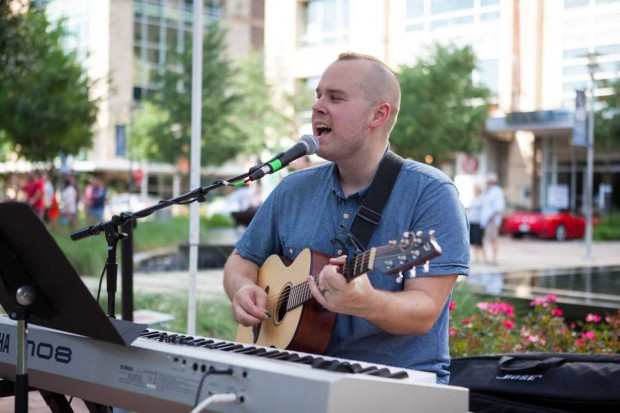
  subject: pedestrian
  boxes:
[42,171,55,222]
[481,172,506,265]
[46,188,60,230]
[61,175,79,228]
[85,176,107,222]
[467,183,486,263]
[223,52,469,384]
[22,171,45,219]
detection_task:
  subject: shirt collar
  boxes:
[329,145,392,201]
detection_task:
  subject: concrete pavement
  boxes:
[469,236,620,274]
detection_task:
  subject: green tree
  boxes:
[0,2,98,162]
[391,43,492,164]
[133,23,248,167]
[0,0,27,73]
[234,51,305,156]
[595,77,620,151]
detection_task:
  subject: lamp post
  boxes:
[584,53,598,260]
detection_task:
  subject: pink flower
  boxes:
[581,331,596,340]
[575,339,584,346]
[526,334,540,343]
[449,301,456,311]
[552,308,563,317]
[530,297,549,307]
[477,302,515,318]
[449,327,457,337]
[462,317,473,325]
[585,314,602,323]
[501,320,515,330]
[546,294,557,302]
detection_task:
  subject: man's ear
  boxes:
[369,102,391,130]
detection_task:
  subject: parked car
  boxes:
[501,208,586,241]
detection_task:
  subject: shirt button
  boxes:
[288,248,294,255]
[343,213,350,219]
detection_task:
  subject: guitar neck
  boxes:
[287,249,377,311]
[285,232,441,312]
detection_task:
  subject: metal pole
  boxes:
[584,55,596,260]
[188,0,204,335]
[121,220,135,321]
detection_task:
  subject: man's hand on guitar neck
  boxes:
[308,255,460,336]
[307,255,377,318]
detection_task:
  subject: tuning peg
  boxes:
[396,273,403,283]
[423,261,430,273]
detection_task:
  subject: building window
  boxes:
[481,11,500,21]
[407,0,424,18]
[406,0,499,33]
[300,0,350,47]
[596,43,620,55]
[431,15,473,30]
[431,0,473,15]
[478,58,499,95]
[564,0,590,8]
[563,48,590,60]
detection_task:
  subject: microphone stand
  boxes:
[71,169,256,319]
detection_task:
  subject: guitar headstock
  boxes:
[370,230,442,279]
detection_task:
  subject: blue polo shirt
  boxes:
[235,157,470,383]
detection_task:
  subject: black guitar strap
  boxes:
[349,150,404,250]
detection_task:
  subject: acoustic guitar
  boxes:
[235,231,442,354]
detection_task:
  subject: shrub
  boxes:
[449,294,620,357]
[594,212,620,240]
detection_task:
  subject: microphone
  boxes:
[249,135,319,181]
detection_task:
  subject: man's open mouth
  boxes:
[315,123,332,137]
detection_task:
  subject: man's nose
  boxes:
[312,97,326,113]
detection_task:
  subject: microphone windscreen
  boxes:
[300,135,319,155]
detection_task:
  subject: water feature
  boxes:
[134,228,240,272]
[467,266,620,321]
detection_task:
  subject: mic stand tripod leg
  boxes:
[104,222,127,319]
[10,285,37,413]
[84,401,113,413]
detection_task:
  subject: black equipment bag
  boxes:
[448,352,620,413]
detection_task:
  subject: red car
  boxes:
[501,208,586,241]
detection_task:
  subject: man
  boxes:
[85,176,107,222]
[23,171,45,219]
[480,172,505,265]
[223,52,469,383]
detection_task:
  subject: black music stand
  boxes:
[0,202,146,412]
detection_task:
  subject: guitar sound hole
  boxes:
[274,284,291,324]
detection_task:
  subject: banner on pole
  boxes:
[572,90,587,147]
[116,124,127,157]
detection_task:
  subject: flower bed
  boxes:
[449,294,620,357]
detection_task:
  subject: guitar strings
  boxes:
[262,242,421,309]
[262,241,429,312]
